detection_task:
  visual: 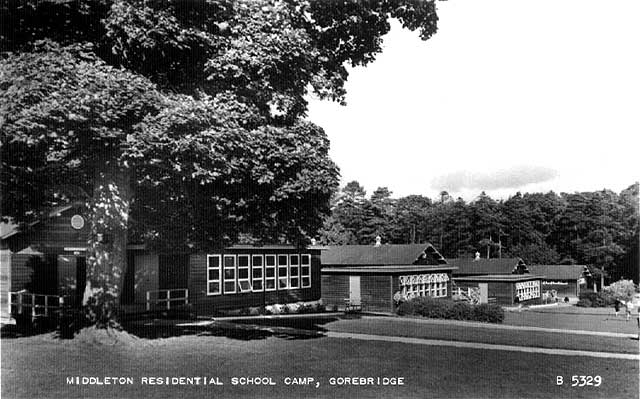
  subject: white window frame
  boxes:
[223,254,236,294]
[265,255,277,291]
[251,255,264,292]
[206,254,222,295]
[277,254,289,290]
[289,254,300,289]
[301,253,311,288]
[237,254,251,293]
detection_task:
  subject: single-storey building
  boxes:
[187,246,322,315]
[1,204,322,321]
[447,257,544,305]
[320,243,457,313]
[527,264,589,299]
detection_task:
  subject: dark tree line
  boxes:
[320,182,639,283]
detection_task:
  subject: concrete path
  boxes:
[327,331,640,360]
[361,315,639,338]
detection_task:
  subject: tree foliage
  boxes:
[1,0,441,325]
[323,181,639,283]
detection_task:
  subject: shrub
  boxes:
[472,304,505,323]
[396,297,504,323]
[447,302,474,320]
[576,298,592,307]
[396,298,421,316]
[578,291,615,307]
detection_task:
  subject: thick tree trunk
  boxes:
[82,167,131,328]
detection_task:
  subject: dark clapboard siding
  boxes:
[361,275,393,312]
[189,252,321,315]
[21,212,89,252]
[321,274,349,309]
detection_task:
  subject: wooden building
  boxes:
[527,265,589,299]
[1,204,322,321]
[320,243,457,313]
[447,258,544,305]
[1,203,90,321]
[187,246,322,315]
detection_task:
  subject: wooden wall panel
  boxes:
[134,254,159,304]
[0,250,11,319]
[189,253,321,315]
[361,275,392,312]
[320,275,349,310]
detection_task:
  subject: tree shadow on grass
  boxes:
[123,315,346,341]
[0,320,58,339]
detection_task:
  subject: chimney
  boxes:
[374,236,382,247]
[474,251,480,261]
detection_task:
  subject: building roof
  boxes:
[1,202,83,240]
[528,265,587,280]
[322,265,455,274]
[454,274,544,282]
[321,243,447,267]
[448,258,527,275]
[0,220,19,240]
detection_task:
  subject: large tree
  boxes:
[1,0,440,326]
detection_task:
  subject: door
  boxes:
[57,255,86,307]
[75,257,86,307]
[349,275,361,304]
[478,283,488,304]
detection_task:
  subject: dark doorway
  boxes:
[75,257,86,307]
[25,255,57,295]
[158,255,189,290]
[121,252,136,305]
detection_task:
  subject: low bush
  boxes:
[447,302,474,320]
[472,303,505,323]
[396,297,504,323]
[576,298,592,307]
[577,291,614,307]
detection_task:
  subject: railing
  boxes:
[9,291,65,318]
[451,287,481,304]
[146,289,189,311]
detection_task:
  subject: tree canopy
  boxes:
[320,182,639,283]
[1,0,441,325]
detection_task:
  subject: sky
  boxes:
[306,0,640,201]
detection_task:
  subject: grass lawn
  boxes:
[324,317,639,354]
[504,307,640,334]
[2,328,638,399]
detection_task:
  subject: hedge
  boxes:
[396,297,505,323]
[576,291,615,308]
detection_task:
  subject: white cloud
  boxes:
[431,166,559,192]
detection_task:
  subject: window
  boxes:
[278,254,288,289]
[301,254,311,288]
[223,255,236,294]
[265,255,276,291]
[515,280,540,301]
[252,255,264,292]
[238,255,251,292]
[399,273,449,299]
[289,255,300,289]
[207,255,221,295]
